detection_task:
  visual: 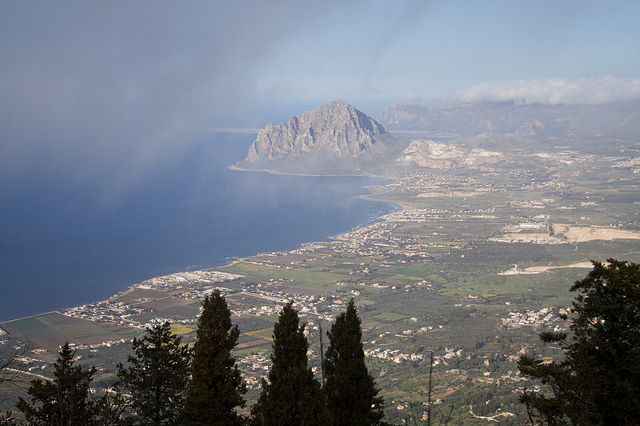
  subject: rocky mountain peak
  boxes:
[235,100,404,174]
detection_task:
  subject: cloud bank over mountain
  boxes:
[453,77,640,105]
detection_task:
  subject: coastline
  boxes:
[228,163,387,179]
[1,170,399,328]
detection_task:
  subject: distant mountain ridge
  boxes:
[234,100,405,174]
[377,101,640,139]
[233,99,640,176]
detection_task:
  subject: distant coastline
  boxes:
[0,152,395,324]
[0,192,395,328]
[228,163,387,179]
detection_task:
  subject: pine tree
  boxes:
[183,291,246,425]
[16,342,98,425]
[251,302,327,425]
[519,259,640,425]
[115,321,192,425]
[324,299,384,426]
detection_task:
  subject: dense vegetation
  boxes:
[3,292,385,425]
[4,257,640,424]
[184,292,246,425]
[519,259,640,425]
[115,322,191,425]
[324,300,385,426]
[250,301,327,425]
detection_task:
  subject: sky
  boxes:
[1,0,640,196]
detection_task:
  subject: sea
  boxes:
[0,132,395,322]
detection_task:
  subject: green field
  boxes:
[3,317,65,340]
[4,139,640,423]
[2,313,131,348]
[374,312,411,322]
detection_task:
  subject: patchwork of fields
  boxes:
[3,143,640,424]
[1,313,136,348]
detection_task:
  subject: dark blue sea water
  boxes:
[0,132,393,322]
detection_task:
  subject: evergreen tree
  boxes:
[94,392,128,426]
[519,259,640,425]
[16,342,98,425]
[324,299,385,426]
[183,291,246,425]
[251,302,327,426]
[115,322,192,425]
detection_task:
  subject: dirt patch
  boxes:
[523,262,593,273]
[494,225,640,244]
[555,225,640,242]
[30,335,69,349]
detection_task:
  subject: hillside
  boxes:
[234,100,640,177]
[233,100,407,175]
[5,99,640,423]
[377,100,640,142]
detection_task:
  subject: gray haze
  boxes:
[2,1,640,199]
[0,1,346,198]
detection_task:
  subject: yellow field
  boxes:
[171,324,197,335]
[244,327,274,341]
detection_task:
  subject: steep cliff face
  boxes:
[236,100,405,174]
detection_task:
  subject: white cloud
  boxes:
[453,77,640,105]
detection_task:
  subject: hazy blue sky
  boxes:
[2,0,639,194]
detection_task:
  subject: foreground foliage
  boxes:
[9,297,387,424]
[183,291,247,425]
[115,322,192,425]
[16,342,99,425]
[251,302,328,425]
[324,299,385,426]
[518,259,640,425]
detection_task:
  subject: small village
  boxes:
[3,142,640,423]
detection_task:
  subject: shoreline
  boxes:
[1,171,400,327]
[228,163,388,179]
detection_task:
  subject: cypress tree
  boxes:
[251,302,327,425]
[183,291,246,425]
[324,299,385,426]
[115,321,192,425]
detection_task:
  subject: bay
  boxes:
[0,132,394,322]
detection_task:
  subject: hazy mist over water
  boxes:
[0,132,393,322]
[3,1,639,323]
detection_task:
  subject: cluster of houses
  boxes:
[138,270,243,291]
[364,348,425,363]
[501,307,565,329]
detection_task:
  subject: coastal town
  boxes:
[3,141,640,422]
[3,0,640,421]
